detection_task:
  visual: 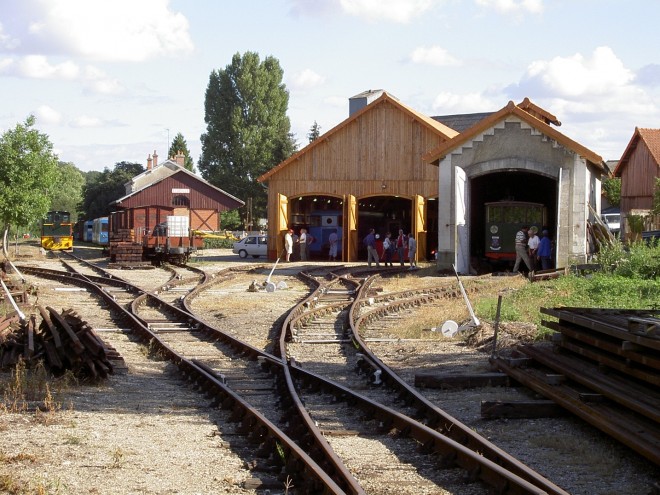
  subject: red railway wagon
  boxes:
[109,206,203,264]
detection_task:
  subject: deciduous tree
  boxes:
[81,162,144,220]
[199,51,296,224]
[0,116,60,234]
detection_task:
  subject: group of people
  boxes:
[364,228,417,269]
[283,227,339,262]
[513,225,553,273]
[284,226,417,268]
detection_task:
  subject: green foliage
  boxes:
[168,132,195,172]
[0,116,60,231]
[627,214,646,234]
[199,51,297,224]
[653,177,660,216]
[202,237,234,249]
[80,161,144,219]
[596,239,660,279]
[220,209,242,230]
[308,121,321,143]
[478,242,660,329]
[52,162,85,222]
[601,176,621,207]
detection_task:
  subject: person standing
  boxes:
[512,225,532,273]
[284,228,293,262]
[299,228,308,261]
[396,229,407,266]
[381,232,394,267]
[407,232,417,270]
[527,226,540,271]
[537,229,552,270]
[364,228,379,267]
[328,229,338,261]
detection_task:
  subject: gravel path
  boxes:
[0,245,658,494]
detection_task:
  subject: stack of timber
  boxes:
[109,228,144,265]
[0,306,125,379]
[490,307,660,466]
[0,270,28,304]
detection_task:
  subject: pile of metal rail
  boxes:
[490,307,660,466]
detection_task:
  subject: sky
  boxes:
[1,0,660,173]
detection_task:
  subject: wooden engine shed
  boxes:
[108,153,243,263]
[257,90,458,262]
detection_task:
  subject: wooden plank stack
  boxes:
[109,229,144,264]
[0,307,125,379]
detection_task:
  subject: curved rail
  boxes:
[347,274,570,495]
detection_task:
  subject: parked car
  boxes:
[601,212,621,234]
[232,234,268,258]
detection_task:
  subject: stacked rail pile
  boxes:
[0,307,124,379]
[490,307,660,466]
[109,228,143,264]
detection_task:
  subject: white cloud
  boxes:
[410,46,460,66]
[0,22,20,50]
[432,91,499,113]
[82,66,124,95]
[20,0,194,62]
[289,69,326,90]
[508,46,654,119]
[71,115,103,128]
[16,55,79,79]
[475,0,543,14]
[522,46,633,98]
[34,105,62,125]
[339,0,436,23]
[0,54,124,95]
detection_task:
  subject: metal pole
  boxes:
[492,294,503,357]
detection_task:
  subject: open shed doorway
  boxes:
[289,195,344,261]
[357,196,412,261]
[470,171,557,272]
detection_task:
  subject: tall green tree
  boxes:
[199,51,296,224]
[308,121,321,143]
[0,116,60,235]
[52,161,85,221]
[81,161,144,220]
[168,132,195,172]
[602,176,621,207]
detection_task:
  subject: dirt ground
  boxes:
[1,242,658,495]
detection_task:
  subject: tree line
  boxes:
[0,51,321,240]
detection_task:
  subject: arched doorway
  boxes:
[470,171,557,271]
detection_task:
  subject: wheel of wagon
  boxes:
[238,249,248,258]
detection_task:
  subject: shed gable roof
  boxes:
[613,127,660,177]
[423,99,604,170]
[112,160,244,207]
[257,91,459,183]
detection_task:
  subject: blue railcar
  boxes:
[92,217,109,246]
[83,220,94,242]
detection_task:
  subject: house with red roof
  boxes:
[613,128,660,237]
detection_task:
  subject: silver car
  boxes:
[232,234,268,258]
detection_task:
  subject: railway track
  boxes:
[12,255,650,493]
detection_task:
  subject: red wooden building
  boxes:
[614,128,660,237]
[108,151,243,262]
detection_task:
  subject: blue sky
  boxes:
[1,0,659,172]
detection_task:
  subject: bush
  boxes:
[596,239,660,279]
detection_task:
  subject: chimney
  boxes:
[174,151,185,167]
[147,154,153,171]
[349,89,385,116]
[153,150,158,168]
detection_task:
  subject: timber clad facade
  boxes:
[111,156,244,234]
[258,91,457,262]
[614,128,660,236]
[259,90,606,272]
